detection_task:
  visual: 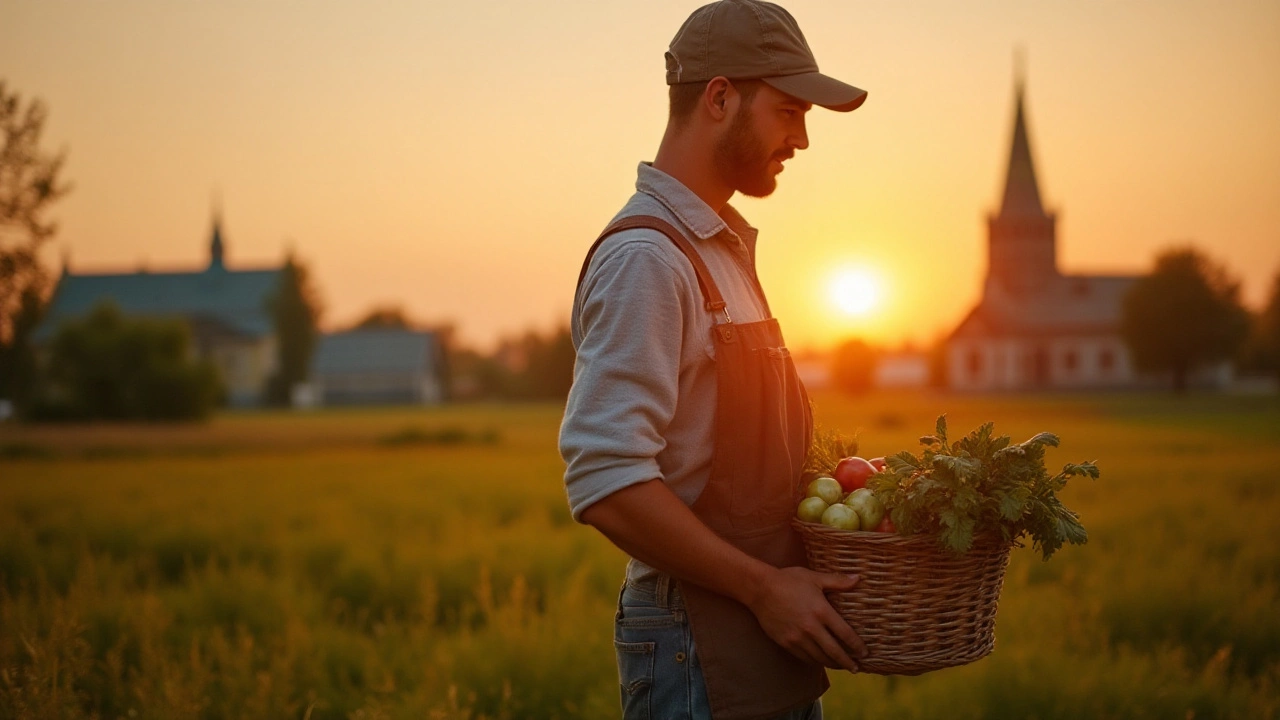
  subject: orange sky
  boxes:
[4,0,1278,352]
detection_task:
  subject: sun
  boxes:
[828,268,882,317]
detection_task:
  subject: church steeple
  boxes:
[998,74,1047,220]
[209,194,225,271]
[985,59,1059,296]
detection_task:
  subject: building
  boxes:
[310,328,446,406]
[874,351,931,389]
[946,77,1144,391]
[35,212,283,406]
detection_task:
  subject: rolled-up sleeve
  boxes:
[559,242,690,522]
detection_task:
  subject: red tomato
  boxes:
[869,457,887,472]
[833,457,877,493]
[874,516,896,533]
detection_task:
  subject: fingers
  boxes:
[810,571,868,667]
[816,572,861,592]
[824,608,868,662]
[811,625,860,672]
[792,637,831,669]
[762,568,869,672]
[779,615,865,672]
[778,629,837,668]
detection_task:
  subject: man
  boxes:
[559,2,869,718]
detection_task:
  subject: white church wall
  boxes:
[949,334,1145,391]
[1046,336,1135,389]
[948,341,996,391]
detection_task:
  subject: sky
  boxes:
[3,0,1278,352]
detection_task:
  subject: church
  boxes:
[35,213,285,406]
[34,211,452,408]
[946,79,1142,391]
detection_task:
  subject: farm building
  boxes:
[310,328,447,406]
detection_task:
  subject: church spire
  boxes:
[985,58,1059,295]
[997,60,1047,219]
[209,192,225,270]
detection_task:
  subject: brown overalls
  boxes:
[581,216,827,720]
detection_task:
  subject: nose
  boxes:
[790,117,809,151]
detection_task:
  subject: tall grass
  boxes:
[1,394,1277,718]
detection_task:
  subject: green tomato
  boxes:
[820,503,861,531]
[806,476,843,505]
[844,489,885,530]
[796,496,829,524]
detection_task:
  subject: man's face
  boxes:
[713,82,811,198]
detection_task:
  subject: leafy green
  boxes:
[859,415,1100,559]
[803,426,859,479]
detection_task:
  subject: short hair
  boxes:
[668,79,764,126]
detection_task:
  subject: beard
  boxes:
[712,104,790,198]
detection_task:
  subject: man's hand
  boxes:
[581,480,868,671]
[745,567,867,672]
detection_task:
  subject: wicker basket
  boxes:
[793,519,1013,675]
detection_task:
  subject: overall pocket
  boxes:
[721,343,807,526]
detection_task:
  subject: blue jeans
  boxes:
[613,577,823,720]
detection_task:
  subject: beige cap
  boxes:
[665,0,867,112]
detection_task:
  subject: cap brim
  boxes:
[762,72,867,112]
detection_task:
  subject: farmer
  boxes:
[559,1,869,718]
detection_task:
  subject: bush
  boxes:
[831,337,879,395]
[28,302,222,421]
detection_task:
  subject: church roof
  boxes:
[952,274,1139,339]
[997,80,1048,220]
[313,328,440,375]
[36,265,282,342]
[34,212,282,342]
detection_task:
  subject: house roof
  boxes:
[952,274,1139,339]
[35,265,282,342]
[312,328,440,375]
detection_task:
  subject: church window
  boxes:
[1063,350,1079,372]
[1099,350,1115,373]
[967,349,983,378]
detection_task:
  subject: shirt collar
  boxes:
[635,163,758,253]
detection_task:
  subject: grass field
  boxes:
[1,392,1278,719]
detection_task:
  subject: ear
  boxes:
[703,77,734,122]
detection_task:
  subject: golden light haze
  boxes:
[4,0,1278,351]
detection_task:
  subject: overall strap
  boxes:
[577,215,732,323]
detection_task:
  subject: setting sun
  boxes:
[829,268,883,317]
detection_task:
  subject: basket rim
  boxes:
[792,518,1014,552]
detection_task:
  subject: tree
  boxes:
[30,302,221,421]
[353,305,413,330]
[830,337,879,395]
[1256,267,1280,383]
[0,80,71,408]
[1121,246,1251,393]
[264,253,322,406]
[522,325,575,400]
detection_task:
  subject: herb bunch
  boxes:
[803,426,858,479]
[867,416,1100,560]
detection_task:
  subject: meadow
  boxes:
[1,392,1278,719]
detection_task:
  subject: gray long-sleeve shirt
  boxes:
[559,163,775,582]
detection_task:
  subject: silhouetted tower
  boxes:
[985,72,1058,296]
[209,203,226,271]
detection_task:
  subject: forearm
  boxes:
[579,479,776,607]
